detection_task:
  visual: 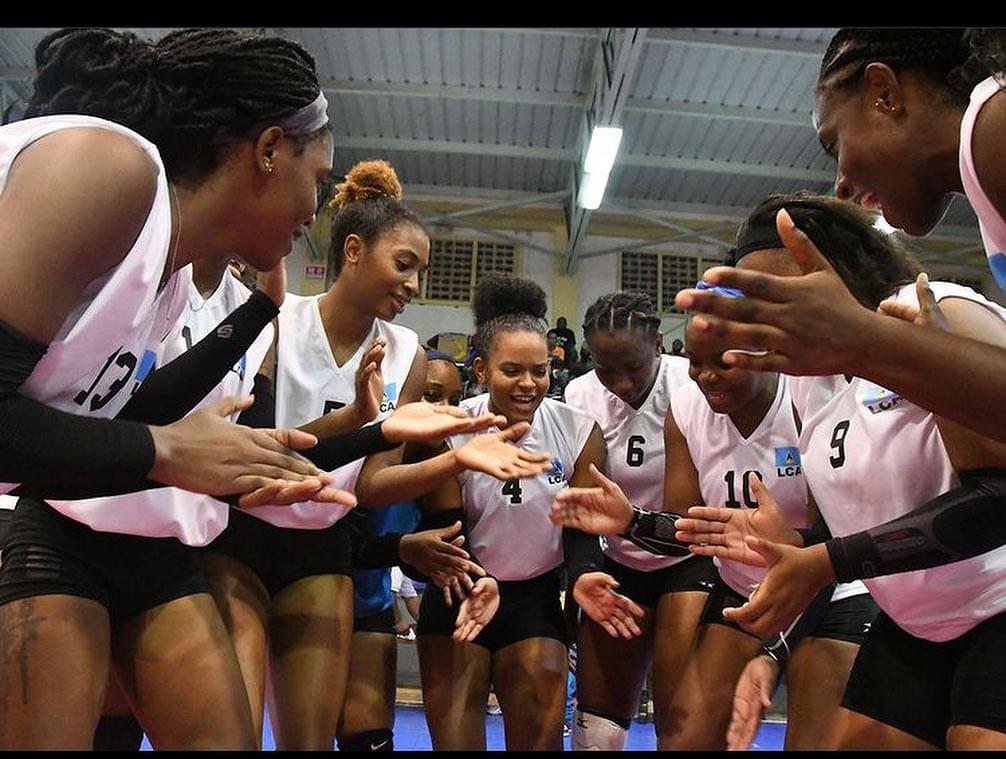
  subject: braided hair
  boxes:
[25,27,324,184]
[818,28,1005,106]
[737,192,920,310]
[328,159,427,277]
[583,291,662,340]
[473,273,548,360]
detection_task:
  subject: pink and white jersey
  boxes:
[259,293,419,529]
[671,376,810,598]
[448,395,596,581]
[795,282,1006,641]
[959,76,1006,290]
[55,273,272,544]
[0,116,192,534]
[564,354,694,571]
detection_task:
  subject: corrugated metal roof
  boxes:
[0,26,982,253]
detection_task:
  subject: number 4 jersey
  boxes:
[446,394,595,581]
[564,354,692,572]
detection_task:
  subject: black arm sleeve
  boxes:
[825,469,1006,583]
[118,290,278,425]
[0,316,159,496]
[758,583,835,669]
[562,527,604,592]
[235,372,276,429]
[234,372,399,469]
[620,505,691,557]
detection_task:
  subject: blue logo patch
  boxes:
[774,447,801,469]
[547,457,566,486]
[380,382,399,413]
[990,252,1006,292]
[135,349,158,384]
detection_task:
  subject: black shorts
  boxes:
[0,496,209,628]
[603,554,717,609]
[703,577,880,644]
[810,592,879,645]
[417,568,567,653]
[206,507,352,598]
[355,606,396,635]
[701,575,752,634]
[842,609,1006,748]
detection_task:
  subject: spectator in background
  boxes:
[670,338,684,356]
[548,317,577,367]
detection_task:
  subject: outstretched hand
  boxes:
[549,463,634,535]
[573,571,645,640]
[674,473,801,565]
[453,422,554,480]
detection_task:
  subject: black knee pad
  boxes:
[93,714,144,751]
[338,728,394,751]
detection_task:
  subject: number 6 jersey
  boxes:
[564,354,692,572]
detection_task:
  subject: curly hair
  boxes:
[472,273,548,359]
[327,159,427,277]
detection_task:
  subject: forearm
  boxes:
[825,469,1006,582]
[758,583,834,669]
[355,450,464,508]
[118,290,278,425]
[562,527,604,590]
[854,316,1006,444]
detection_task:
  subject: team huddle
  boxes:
[1,25,1005,752]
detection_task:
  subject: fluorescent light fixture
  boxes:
[577,170,609,210]
[583,125,623,175]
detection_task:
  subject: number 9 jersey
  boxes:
[564,354,692,572]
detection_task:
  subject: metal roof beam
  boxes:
[645,28,829,57]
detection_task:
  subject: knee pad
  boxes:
[337,728,394,752]
[571,707,629,751]
[92,714,144,751]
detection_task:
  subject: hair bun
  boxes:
[473,273,547,327]
[330,159,403,210]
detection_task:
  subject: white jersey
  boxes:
[0,116,192,532]
[448,395,596,581]
[671,376,811,598]
[794,282,1006,642]
[960,76,1006,291]
[258,293,419,529]
[54,274,272,544]
[564,354,694,571]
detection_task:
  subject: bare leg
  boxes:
[824,707,940,750]
[337,631,396,748]
[267,574,354,750]
[651,591,709,749]
[204,551,270,747]
[492,637,568,751]
[417,634,491,750]
[0,595,110,749]
[658,623,761,749]
[785,636,860,749]
[112,592,255,750]
[575,609,654,722]
[947,725,1006,750]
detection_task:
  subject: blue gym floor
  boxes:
[140,706,787,750]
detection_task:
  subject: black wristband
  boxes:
[307,422,397,472]
[621,505,690,557]
[796,515,832,547]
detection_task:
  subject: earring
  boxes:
[263,159,274,174]
[874,98,894,113]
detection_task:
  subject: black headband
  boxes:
[726,221,786,265]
